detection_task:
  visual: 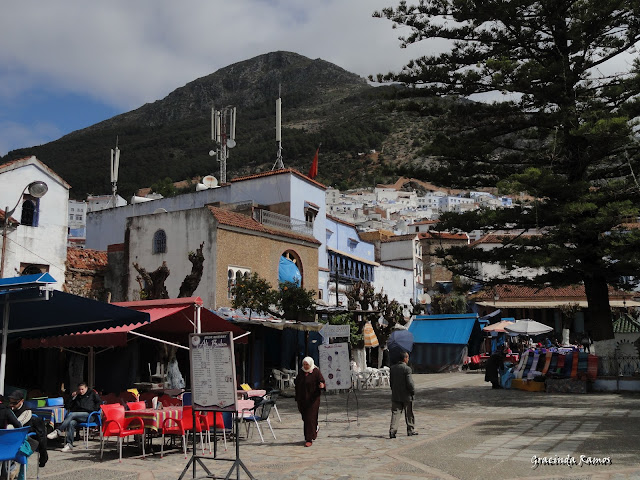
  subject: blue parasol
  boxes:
[388,327,414,364]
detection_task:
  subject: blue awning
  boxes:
[409,314,479,345]
[0,273,56,294]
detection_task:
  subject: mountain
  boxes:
[1,51,449,199]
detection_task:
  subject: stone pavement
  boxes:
[31,372,640,480]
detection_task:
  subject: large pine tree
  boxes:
[374,0,640,344]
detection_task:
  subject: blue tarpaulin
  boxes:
[408,314,482,372]
[278,256,301,286]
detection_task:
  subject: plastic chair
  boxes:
[266,389,282,422]
[272,369,292,390]
[240,399,276,443]
[77,410,102,449]
[100,404,145,462]
[45,397,64,407]
[118,391,137,403]
[204,411,227,451]
[0,427,31,479]
[126,401,146,411]
[160,406,209,458]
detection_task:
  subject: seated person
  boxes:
[0,395,21,428]
[8,391,48,467]
[47,382,101,452]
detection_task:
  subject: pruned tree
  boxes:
[178,242,205,298]
[133,261,170,300]
[231,272,276,320]
[374,0,640,345]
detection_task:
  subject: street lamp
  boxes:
[1,181,48,278]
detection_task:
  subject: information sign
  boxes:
[189,332,238,412]
[318,342,351,391]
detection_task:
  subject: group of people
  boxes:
[294,350,418,447]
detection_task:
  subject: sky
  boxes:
[0,0,428,157]
[2,1,636,158]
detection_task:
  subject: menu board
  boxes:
[189,332,238,412]
[318,342,351,391]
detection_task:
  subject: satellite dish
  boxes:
[196,183,208,191]
[202,175,218,188]
[418,293,431,305]
[209,150,216,157]
[227,139,236,148]
[153,208,168,214]
[403,308,411,318]
[131,195,153,204]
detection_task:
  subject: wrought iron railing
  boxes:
[253,209,313,236]
[597,355,640,377]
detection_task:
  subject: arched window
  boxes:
[153,230,167,254]
[20,199,36,226]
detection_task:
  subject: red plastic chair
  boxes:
[160,406,209,458]
[204,411,227,451]
[100,404,145,462]
[159,394,181,407]
[127,401,146,411]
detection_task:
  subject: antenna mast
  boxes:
[211,105,236,184]
[272,85,285,170]
[110,137,120,208]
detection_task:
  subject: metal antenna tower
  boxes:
[272,85,285,170]
[110,137,120,208]
[210,105,237,184]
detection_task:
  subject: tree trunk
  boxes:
[178,242,205,298]
[583,275,614,341]
[133,261,170,300]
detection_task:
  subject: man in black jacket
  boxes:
[47,382,101,452]
[9,391,48,467]
[389,351,417,438]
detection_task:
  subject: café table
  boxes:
[33,406,66,427]
[124,406,182,431]
[236,389,266,399]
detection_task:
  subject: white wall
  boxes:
[373,265,413,308]
[0,159,69,289]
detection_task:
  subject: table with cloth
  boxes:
[124,406,182,431]
[32,406,66,428]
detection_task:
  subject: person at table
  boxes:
[485,351,505,389]
[8,391,48,467]
[0,395,21,429]
[47,382,101,452]
[294,357,325,447]
[389,351,417,438]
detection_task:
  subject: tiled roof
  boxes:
[67,248,108,270]
[230,168,327,190]
[0,209,19,226]
[380,233,417,243]
[418,232,468,241]
[208,206,320,245]
[612,315,640,333]
[469,233,540,247]
[326,214,356,228]
[409,220,438,226]
[0,156,71,188]
[473,284,631,301]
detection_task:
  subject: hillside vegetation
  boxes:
[2,51,458,199]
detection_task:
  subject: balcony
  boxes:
[253,209,314,237]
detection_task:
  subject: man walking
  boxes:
[389,351,417,438]
[47,382,101,452]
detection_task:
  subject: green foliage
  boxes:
[375,0,640,340]
[150,177,177,198]
[231,273,276,318]
[321,312,363,345]
[278,281,316,321]
[430,294,468,315]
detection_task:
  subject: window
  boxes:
[69,214,74,221]
[152,229,167,254]
[228,267,250,299]
[75,214,83,220]
[20,263,49,275]
[20,197,39,227]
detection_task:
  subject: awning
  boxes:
[327,246,379,266]
[409,314,479,345]
[21,297,247,349]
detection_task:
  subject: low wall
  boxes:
[592,377,640,392]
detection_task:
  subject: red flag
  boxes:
[308,147,319,179]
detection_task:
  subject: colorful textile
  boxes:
[124,406,181,431]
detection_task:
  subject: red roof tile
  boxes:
[326,214,356,228]
[0,156,71,188]
[230,168,327,190]
[474,284,630,301]
[0,209,19,226]
[380,233,417,243]
[418,232,468,241]
[67,248,108,270]
[208,206,320,245]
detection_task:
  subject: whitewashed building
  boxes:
[0,156,69,289]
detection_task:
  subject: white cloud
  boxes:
[0,121,61,157]
[0,0,419,110]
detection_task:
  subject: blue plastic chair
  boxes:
[45,397,64,407]
[182,392,192,406]
[77,411,102,450]
[0,427,31,479]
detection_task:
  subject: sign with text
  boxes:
[319,324,350,340]
[189,332,238,412]
[318,342,351,391]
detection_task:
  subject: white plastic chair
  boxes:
[272,369,292,390]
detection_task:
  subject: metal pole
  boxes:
[0,297,10,395]
[195,305,202,334]
[1,207,9,278]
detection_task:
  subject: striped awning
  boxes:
[363,321,379,348]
